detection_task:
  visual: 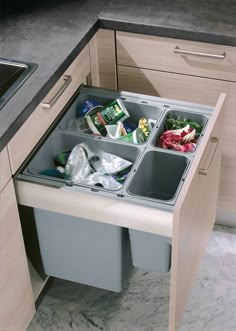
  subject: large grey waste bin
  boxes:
[34,208,132,292]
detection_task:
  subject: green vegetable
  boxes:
[165,116,203,137]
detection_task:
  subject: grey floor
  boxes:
[28,225,236,331]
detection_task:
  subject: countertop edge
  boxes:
[99,17,236,47]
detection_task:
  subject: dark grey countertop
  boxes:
[100,0,236,45]
[0,0,236,151]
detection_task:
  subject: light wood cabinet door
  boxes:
[0,180,35,331]
[118,65,236,214]
[0,147,11,192]
[170,94,225,331]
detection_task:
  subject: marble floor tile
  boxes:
[28,225,236,331]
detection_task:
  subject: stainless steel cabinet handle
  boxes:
[174,46,226,59]
[41,75,72,109]
[199,137,219,175]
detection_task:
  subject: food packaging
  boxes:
[86,99,129,135]
[119,128,147,144]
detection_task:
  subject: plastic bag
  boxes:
[67,118,91,133]
[65,144,92,182]
[64,143,132,190]
[79,172,122,190]
[90,151,132,174]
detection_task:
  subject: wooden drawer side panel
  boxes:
[89,29,117,90]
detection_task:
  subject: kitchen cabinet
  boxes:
[0,179,35,331]
[116,31,236,223]
[3,28,230,331]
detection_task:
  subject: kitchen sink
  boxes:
[0,58,38,111]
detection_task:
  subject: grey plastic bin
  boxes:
[152,108,209,154]
[127,150,190,204]
[59,86,163,144]
[26,131,140,194]
[34,208,132,292]
[126,151,188,271]
[128,230,171,272]
[24,131,137,291]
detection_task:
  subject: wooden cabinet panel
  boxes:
[117,31,236,82]
[8,45,91,174]
[89,29,117,90]
[118,65,236,213]
[170,94,225,331]
[0,180,35,331]
[0,147,11,192]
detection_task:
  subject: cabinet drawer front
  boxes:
[8,46,90,174]
[170,94,225,331]
[15,181,173,238]
[118,65,236,213]
[117,31,236,82]
[0,147,11,192]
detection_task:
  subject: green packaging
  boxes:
[85,105,106,135]
[86,99,129,135]
[119,128,146,144]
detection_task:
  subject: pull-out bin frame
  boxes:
[15,87,226,331]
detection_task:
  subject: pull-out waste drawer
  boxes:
[15,86,225,296]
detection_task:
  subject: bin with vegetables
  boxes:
[154,110,208,153]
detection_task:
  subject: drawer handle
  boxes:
[174,47,226,59]
[41,75,72,109]
[199,137,219,176]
